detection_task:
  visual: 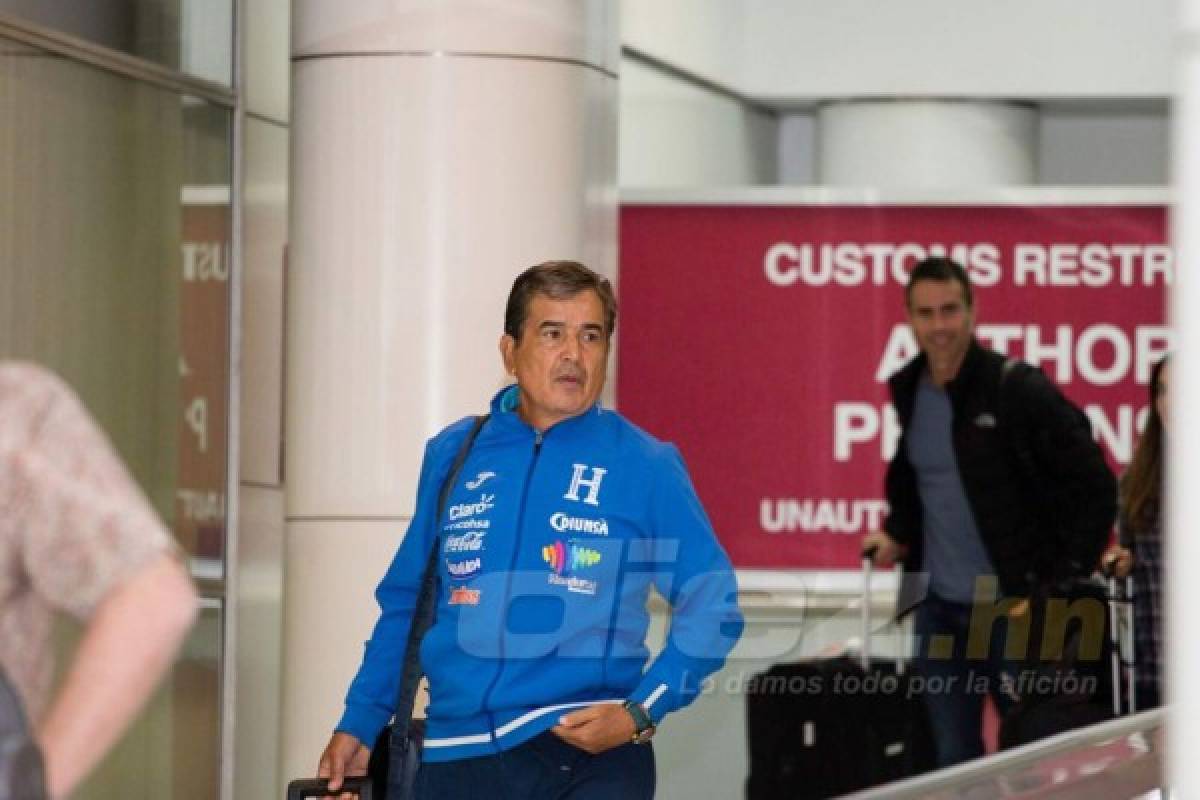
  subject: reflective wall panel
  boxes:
[0,31,230,796]
[0,0,234,85]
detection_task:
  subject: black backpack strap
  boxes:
[390,414,488,740]
[998,357,1113,586]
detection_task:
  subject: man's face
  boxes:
[907,278,974,380]
[499,290,609,431]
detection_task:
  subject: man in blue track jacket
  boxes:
[319,261,743,799]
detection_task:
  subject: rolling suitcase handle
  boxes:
[286,776,372,799]
[1101,558,1137,716]
[861,546,874,672]
[860,545,906,675]
[1124,572,1136,713]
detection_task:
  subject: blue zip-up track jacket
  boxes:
[337,386,744,762]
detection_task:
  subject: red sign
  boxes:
[618,205,1170,568]
[179,200,231,560]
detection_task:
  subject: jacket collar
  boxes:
[891,337,986,407]
[943,337,987,399]
[488,384,603,437]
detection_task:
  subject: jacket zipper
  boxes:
[479,429,543,744]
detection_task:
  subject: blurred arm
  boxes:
[37,553,197,798]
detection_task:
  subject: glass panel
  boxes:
[0,0,234,86]
[0,31,230,797]
[0,38,231,562]
[240,117,288,485]
[245,0,290,122]
[846,709,1165,799]
[179,96,233,568]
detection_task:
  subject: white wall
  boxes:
[1040,109,1169,186]
[620,1,1173,189]
[623,0,1173,103]
[739,0,1172,100]
[619,56,777,187]
[234,1,290,798]
[618,0,778,188]
[620,0,746,88]
[774,108,1170,186]
[777,112,816,185]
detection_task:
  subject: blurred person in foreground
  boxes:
[1104,355,1168,709]
[1,362,198,798]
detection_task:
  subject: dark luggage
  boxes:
[998,570,1134,749]
[745,551,935,799]
[0,666,45,800]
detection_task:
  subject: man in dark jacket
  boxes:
[863,257,1116,767]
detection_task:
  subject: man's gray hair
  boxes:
[504,261,617,341]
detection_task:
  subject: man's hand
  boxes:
[1007,598,1031,619]
[552,703,637,754]
[1104,545,1134,578]
[862,530,906,567]
[317,732,370,798]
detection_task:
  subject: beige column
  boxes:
[279,0,618,784]
[816,99,1037,187]
[1169,0,1200,794]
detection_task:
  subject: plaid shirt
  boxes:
[1121,506,1163,708]
[0,363,172,720]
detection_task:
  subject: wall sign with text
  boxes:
[618,204,1170,569]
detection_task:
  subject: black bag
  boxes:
[999,577,1123,749]
[365,720,422,800]
[746,552,935,799]
[0,667,45,800]
[370,415,488,800]
[746,657,934,799]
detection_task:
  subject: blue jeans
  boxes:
[414,731,655,800]
[914,592,1028,767]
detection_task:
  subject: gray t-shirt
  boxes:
[907,376,996,604]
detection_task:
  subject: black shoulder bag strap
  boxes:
[386,414,488,792]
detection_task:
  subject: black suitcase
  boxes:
[0,665,45,800]
[745,553,935,799]
[998,570,1136,749]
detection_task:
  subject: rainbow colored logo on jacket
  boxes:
[542,541,602,574]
